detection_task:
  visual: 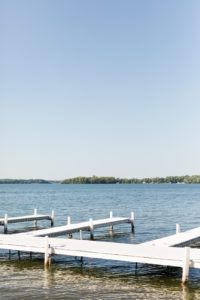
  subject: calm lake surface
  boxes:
[0,184,200,299]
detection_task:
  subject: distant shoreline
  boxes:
[0,179,59,184]
[1,175,200,184]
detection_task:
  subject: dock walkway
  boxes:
[1,210,200,283]
[19,216,133,238]
[141,225,200,247]
[0,234,199,282]
[0,209,54,233]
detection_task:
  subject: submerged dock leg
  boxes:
[131,212,134,233]
[90,218,94,239]
[34,209,37,228]
[4,214,8,233]
[182,247,190,284]
[51,209,54,227]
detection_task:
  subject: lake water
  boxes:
[0,184,200,299]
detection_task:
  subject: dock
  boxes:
[0,209,54,233]
[18,213,134,239]
[1,210,200,283]
[141,224,200,247]
[0,234,199,283]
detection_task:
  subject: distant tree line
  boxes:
[1,175,200,184]
[0,179,51,184]
[61,175,200,184]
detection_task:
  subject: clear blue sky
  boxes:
[1,0,200,180]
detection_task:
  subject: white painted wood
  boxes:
[67,216,72,238]
[20,217,131,238]
[51,210,54,226]
[1,211,200,283]
[89,218,94,239]
[34,209,37,228]
[131,211,134,232]
[182,247,190,283]
[2,233,200,282]
[80,230,83,240]
[0,234,196,268]
[0,213,53,230]
[176,224,181,234]
[141,225,200,247]
[4,214,8,233]
[110,211,113,231]
[0,215,52,224]
[44,236,49,267]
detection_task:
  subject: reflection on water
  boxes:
[1,184,200,299]
[0,259,200,300]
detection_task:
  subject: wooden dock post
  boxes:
[90,218,94,239]
[80,230,83,240]
[131,212,134,232]
[4,214,8,233]
[176,224,181,234]
[34,209,37,228]
[182,247,190,283]
[44,236,50,267]
[68,216,72,238]
[51,210,54,227]
[110,211,113,232]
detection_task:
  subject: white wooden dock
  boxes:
[141,225,200,247]
[1,210,200,283]
[19,215,133,238]
[0,234,198,283]
[0,209,54,232]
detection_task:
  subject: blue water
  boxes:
[0,184,200,299]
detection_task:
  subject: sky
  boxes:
[1,0,200,180]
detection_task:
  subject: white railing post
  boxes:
[34,209,37,228]
[90,218,94,239]
[80,230,83,240]
[51,209,54,227]
[44,236,50,267]
[131,211,134,232]
[4,214,8,233]
[110,211,113,232]
[176,224,181,234]
[67,216,72,238]
[182,247,190,283]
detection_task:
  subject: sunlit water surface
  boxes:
[0,184,200,299]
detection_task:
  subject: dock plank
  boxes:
[0,215,52,225]
[141,226,200,247]
[1,234,200,269]
[18,217,132,237]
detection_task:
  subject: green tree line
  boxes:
[0,179,51,184]
[1,175,200,184]
[61,175,200,184]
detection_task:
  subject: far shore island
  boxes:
[1,175,200,184]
